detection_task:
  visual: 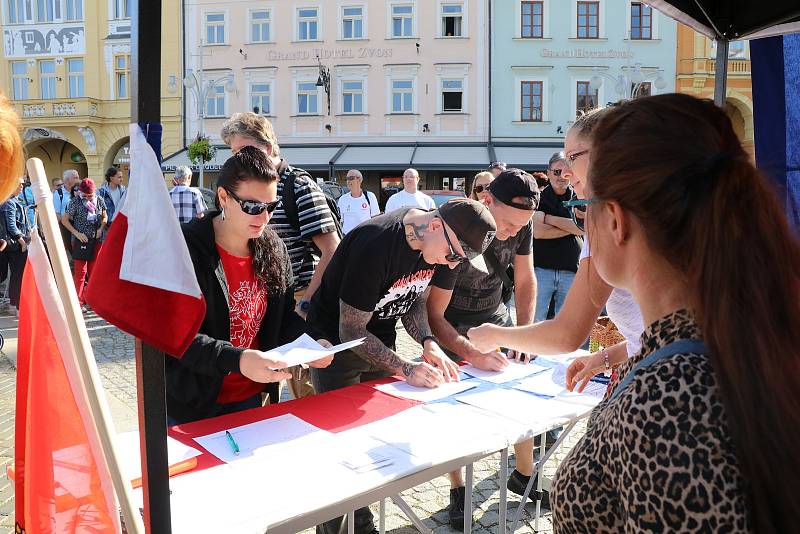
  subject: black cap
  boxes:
[488,168,540,211]
[438,199,497,271]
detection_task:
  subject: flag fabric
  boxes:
[15,233,121,533]
[86,124,205,356]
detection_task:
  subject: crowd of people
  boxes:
[1,92,798,533]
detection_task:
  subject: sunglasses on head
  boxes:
[436,217,469,264]
[225,188,282,215]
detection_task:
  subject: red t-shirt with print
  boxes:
[216,245,269,404]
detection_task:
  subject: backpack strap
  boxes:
[280,167,301,233]
[609,339,708,401]
[483,246,513,287]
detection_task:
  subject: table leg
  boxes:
[379,499,386,534]
[391,495,433,534]
[499,447,508,534]
[534,435,545,532]
[348,510,355,534]
[465,463,474,533]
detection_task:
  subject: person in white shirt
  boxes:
[384,168,435,213]
[337,169,379,234]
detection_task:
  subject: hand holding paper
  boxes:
[264,334,365,369]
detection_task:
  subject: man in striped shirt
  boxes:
[221,113,340,399]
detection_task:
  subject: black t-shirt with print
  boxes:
[308,208,443,348]
[433,221,532,317]
[532,185,583,272]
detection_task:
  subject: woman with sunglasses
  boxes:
[469,171,494,202]
[166,146,333,425]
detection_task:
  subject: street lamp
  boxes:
[183,40,237,189]
[315,55,331,116]
[589,62,667,102]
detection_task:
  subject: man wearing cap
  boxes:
[427,168,539,530]
[307,199,496,534]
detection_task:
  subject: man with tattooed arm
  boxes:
[307,199,496,534]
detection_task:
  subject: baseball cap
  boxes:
[488,168,540,210]
[438,198,497,272]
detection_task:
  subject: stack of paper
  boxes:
[374,376,477,402]
[115,430,202,482]
[334,435,399,473]
[513,369,566,397]
[455,387,582,425]
[461,361,548,383]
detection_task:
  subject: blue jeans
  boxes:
[534,267,576,322]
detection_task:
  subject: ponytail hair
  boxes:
[589,93,800,532]
[216,146,289,295]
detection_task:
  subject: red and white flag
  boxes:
[86,124,205,356]
[15,234,121,533]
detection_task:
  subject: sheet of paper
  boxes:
[557,380,607,402]
[115,430,202,481]
[513,368,568,397]
[461,361,549,383]
[374,376,477,402]
[456,387,583,425]
[263,333,365,368]
[193,413,329,463]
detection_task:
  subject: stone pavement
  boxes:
[0,307,587,534]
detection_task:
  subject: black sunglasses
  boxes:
[548,168,564,176]
[473,184,488,193]
[436,217,469,264]
[225,188,281,215]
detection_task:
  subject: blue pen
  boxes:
[225,430,240,455]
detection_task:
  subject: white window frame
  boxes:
[388,2,416,39]
[296,6,321,42]
[11,60,28,99]
[204,11,227,45]
[112,0,128,20]
[205,83,227,118]
[249,82,272,115]
[114,53,129,99]
[625,1,659,40]
[516,0,550,39]
[438,1,466,38]
[35,0,61,22]
[340,4,365,40]
[249,9,272,43]
[65,0,82,20]
[6,0,32,24]
[296,81,320,115]
[435,63,469,114]
[571,0,605,39]
[441,79,464,112]
[39,59,57,99]
[67,57,84,98]
[390,79,414,113]
[341,80,364,114]
[244,67,278,116]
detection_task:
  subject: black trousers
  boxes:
[6,248,27,308]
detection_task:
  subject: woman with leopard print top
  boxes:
[550,94,800,533]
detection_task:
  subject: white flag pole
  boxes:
[26,157,145,534]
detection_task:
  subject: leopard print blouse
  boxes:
[551,309,751,532]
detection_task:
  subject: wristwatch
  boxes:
[298,300,311,312]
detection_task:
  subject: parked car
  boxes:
[421,189,466,208]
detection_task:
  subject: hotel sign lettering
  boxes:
[540,48,635,59]
[268,47,394,61]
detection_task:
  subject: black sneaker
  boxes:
[448,486,466,531]
[507,470,550,510]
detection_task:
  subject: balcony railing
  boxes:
[14,99,100,119]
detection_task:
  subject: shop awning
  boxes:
[411,145,490,170]
[333,145,416,170]
[493,145,563,171]
[161,144,343,172]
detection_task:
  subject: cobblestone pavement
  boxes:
[0,308,586,534]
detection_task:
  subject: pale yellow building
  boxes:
[0,0,183,182]
[676,23,754,157]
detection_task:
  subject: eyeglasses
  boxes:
[53,182,64,188]
[436,216,469,264]
[473,184,489,193]
[225,188,282,216]
[566,149,590,168]
[548,168,564,177]
[345,175,359,181]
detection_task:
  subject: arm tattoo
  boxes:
[339,299,416,374]
[401,288,433,345]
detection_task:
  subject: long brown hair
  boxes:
[590,93,800,531]
[216,146,289,294]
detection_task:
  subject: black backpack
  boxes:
[280,165,344,247]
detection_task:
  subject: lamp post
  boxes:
[315,55,331,116]
[182,40,236,189]
[589,62,667,103]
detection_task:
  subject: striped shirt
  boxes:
[271,162,337,289]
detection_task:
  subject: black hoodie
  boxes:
[166,212,307,423]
